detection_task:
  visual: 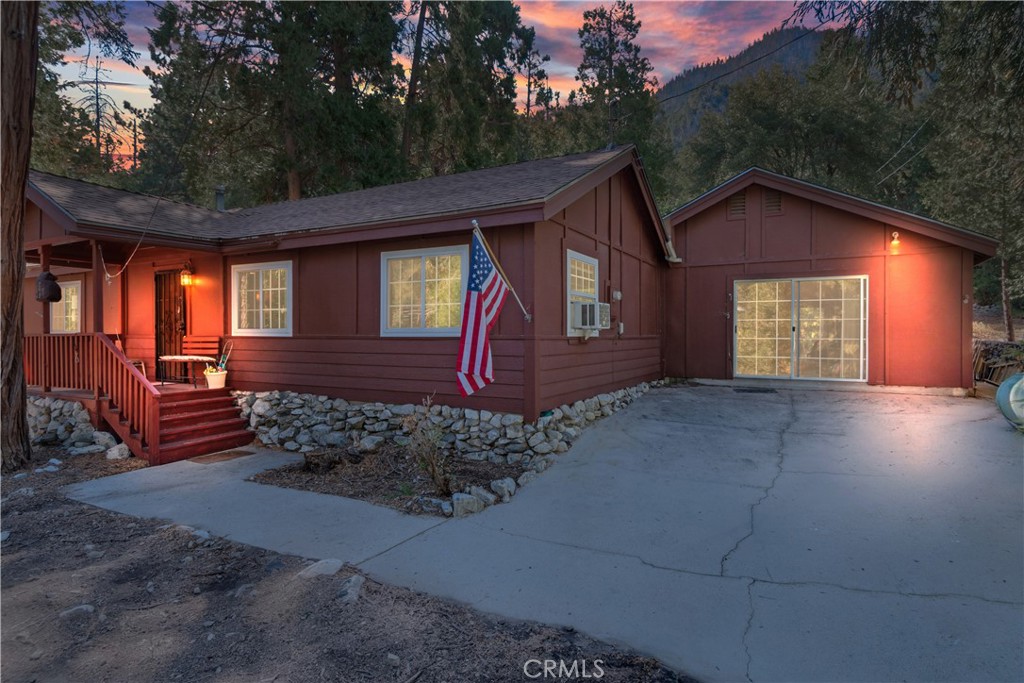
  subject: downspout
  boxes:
[664,231,682,263]
[631,152,682,264]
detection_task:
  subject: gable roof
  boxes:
[28,146,669,255]
[27,170,227,244]
[228,145,643,240]
[665,167,998,258]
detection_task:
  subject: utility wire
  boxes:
[99,7,240,280]
[875,130,942,186]
[875,117,931,174]
[656,20,828,106]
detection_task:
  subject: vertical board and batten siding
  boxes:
[224,228,531,415]
[668,184,975,388]
[532,171,664,411]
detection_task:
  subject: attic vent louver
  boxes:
[764,189,782,214]
[727,193,746,219]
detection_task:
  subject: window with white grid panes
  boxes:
[566,250,599,336]
[231,261,292,336]
[381,246,467,337]
[50,280,81,333]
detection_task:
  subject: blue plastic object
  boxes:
[995,372,1024,430]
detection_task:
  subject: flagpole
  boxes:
[471,220,532,323]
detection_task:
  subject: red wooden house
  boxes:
[22,154,998,464]
[23,146,672,463]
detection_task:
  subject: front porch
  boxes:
[25,333,252,464]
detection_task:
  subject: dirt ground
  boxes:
[252,445,526,516]
[1,451,695,683]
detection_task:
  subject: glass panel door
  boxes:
[796,278,866,380]
[734,276,867,381]
[735,279,793,378]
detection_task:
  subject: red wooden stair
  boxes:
[156,388,253,463]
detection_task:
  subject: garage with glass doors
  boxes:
[663,169,998,389]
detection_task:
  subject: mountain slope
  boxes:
[658,26,828,148]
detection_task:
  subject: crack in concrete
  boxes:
[742,579,756,682]
[719,393,798,576]
[353,518,449,566]
[476,523,1022,608]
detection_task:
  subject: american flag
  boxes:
[457,231,509,396]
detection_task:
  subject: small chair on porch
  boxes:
[113,336,147,378]
[160,336,221,388]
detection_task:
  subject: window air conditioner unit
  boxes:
[572,301,611,331]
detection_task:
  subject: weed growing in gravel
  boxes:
[402,396,455,496]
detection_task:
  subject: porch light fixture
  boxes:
[890,231,901,249]
[180,262,195,287]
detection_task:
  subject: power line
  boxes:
[875,117,931,174]
[656,20,828,107]
[876,130,942,187]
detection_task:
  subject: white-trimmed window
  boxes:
[50,280,81,333]
[566,250,599,336]
[380,246,468,337]
[231,261,292,336]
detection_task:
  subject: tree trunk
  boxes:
[400,0,429,164]
[1,1,40,473]
[1001,256,1015,342]
[282,100,301,201]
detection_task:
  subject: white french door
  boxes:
[734,276,868,381]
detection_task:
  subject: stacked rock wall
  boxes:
[235,381,661,465]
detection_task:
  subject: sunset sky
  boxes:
[57,1,799,122]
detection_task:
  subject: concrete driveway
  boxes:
[69,386,1023,682]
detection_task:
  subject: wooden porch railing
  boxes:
[24,332,95,392]
[25,333,161,461]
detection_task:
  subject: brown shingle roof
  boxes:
[223,146,632,239]
[28,170,227,242]
[29,146,635,243]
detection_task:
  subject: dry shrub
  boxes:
[402,396,455,496]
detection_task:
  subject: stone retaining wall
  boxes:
[234,380,662,466]
[26,397,127,458]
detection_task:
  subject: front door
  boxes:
[155,271,186,381]
[734,276,868,381]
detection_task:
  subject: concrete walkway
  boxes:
[67,387,1024,682]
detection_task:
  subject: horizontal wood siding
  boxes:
[226,230,530,415]
[538,336,661,407]
[532,171,665,412]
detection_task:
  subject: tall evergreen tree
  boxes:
[404,1,526,176]
[569,0,673,200]
[138,1,404,206]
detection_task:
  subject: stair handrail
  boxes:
[94,333,161,459]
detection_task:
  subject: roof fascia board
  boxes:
[541,151,633,219]
[69,224,222,251]
[223,206,548,253]
[26,184,79,235]
[751,174,999,257]
[542,150,671,258]
[668,170,998,257]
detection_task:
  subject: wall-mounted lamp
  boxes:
[890,231,901,249]
[180,261,195,287]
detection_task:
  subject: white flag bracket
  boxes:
[471,219,532,323]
